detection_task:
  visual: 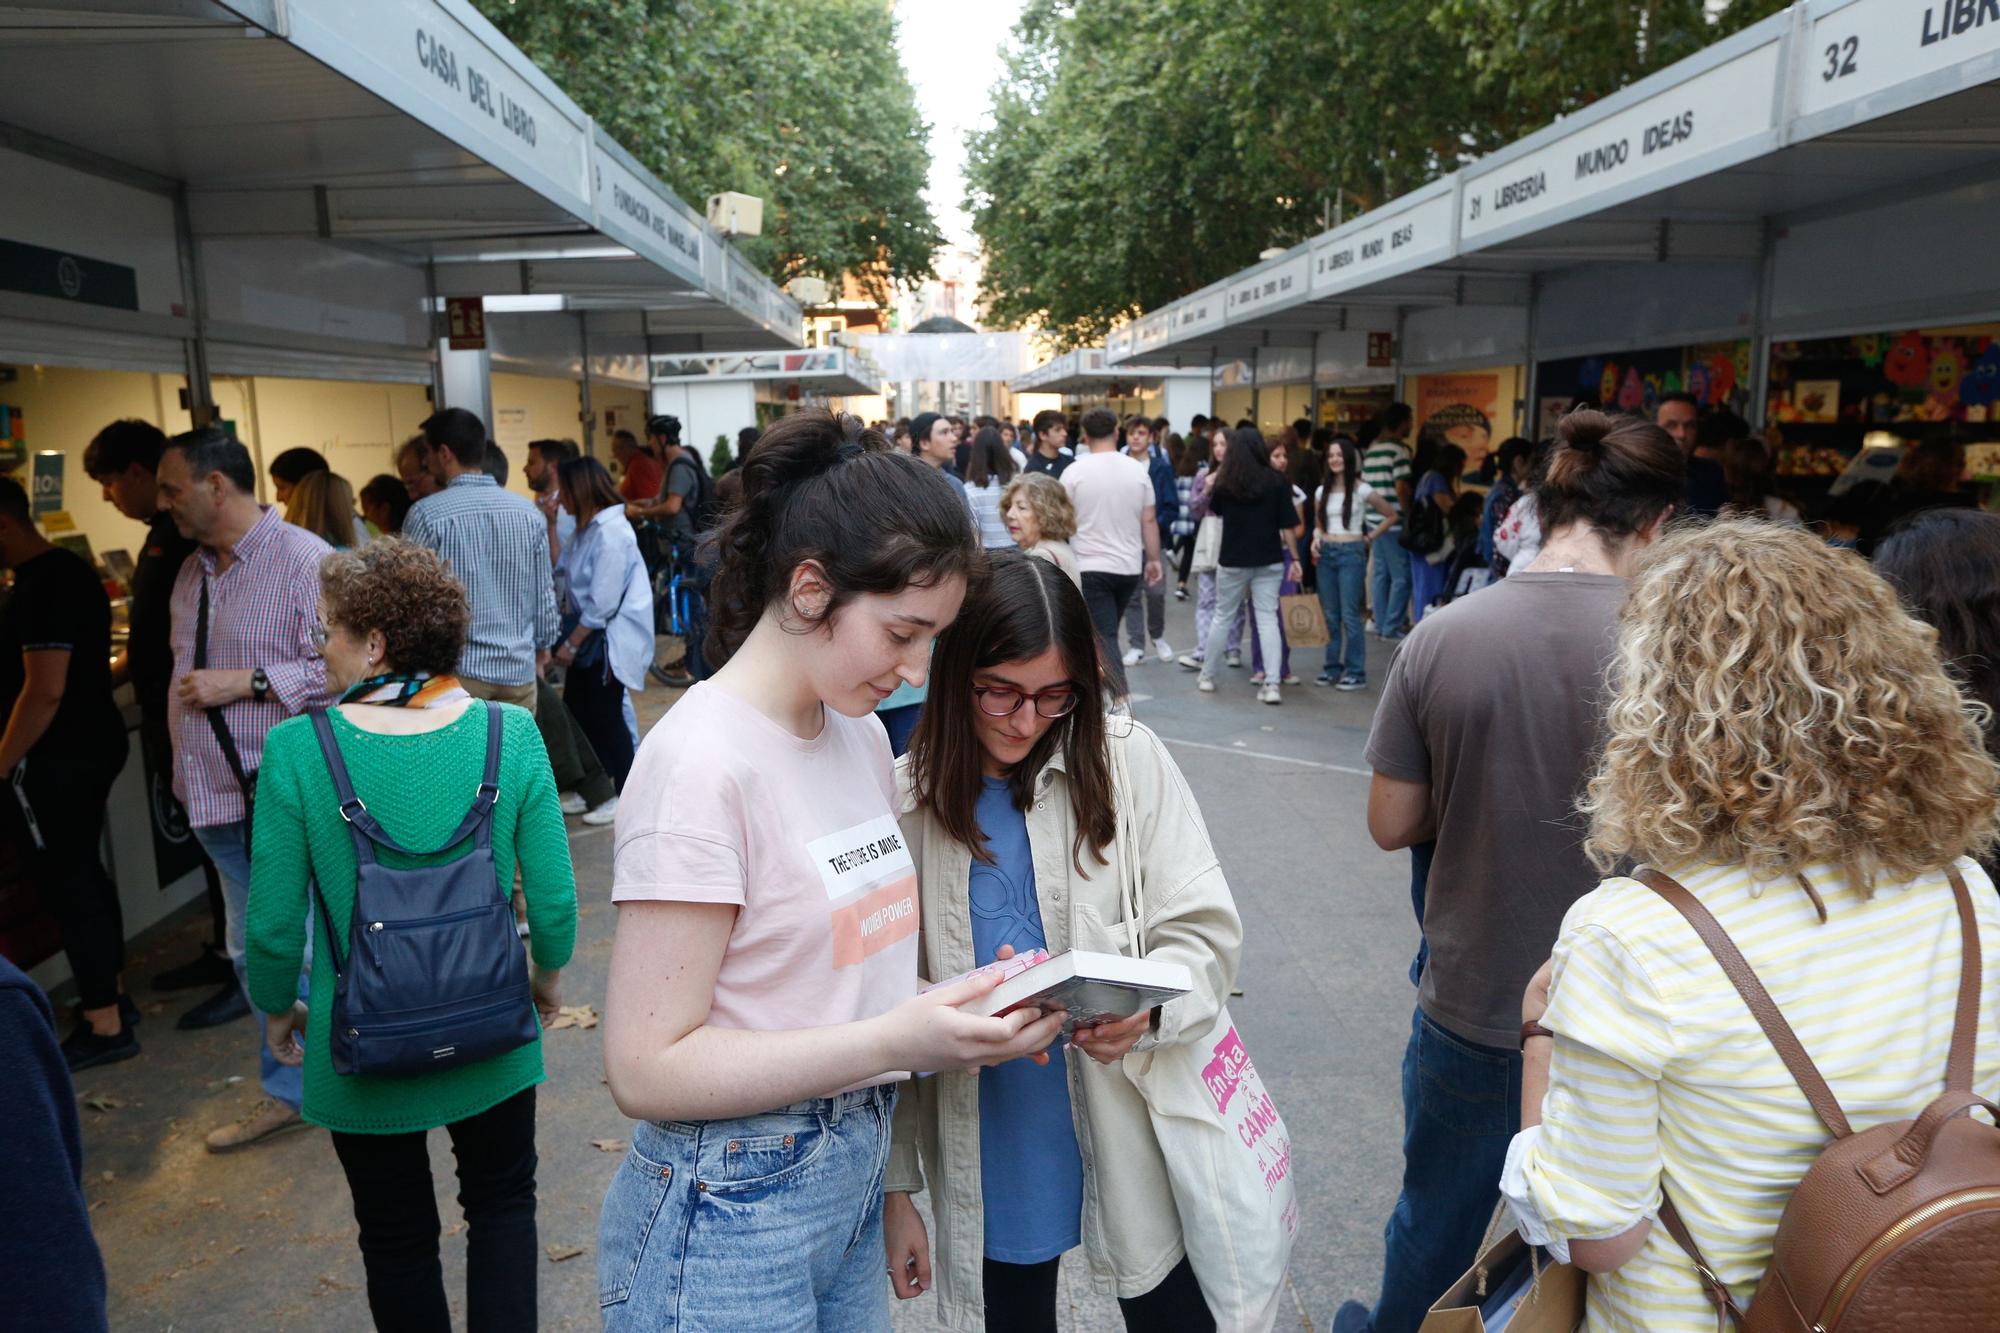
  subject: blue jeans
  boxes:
[1317,543,1369,679]
[1410,552,1448,625]
[598,1085,896,1331]
[195,822,306,1112]
[1362,1008,1522,1333]
[1371,536,1412,637]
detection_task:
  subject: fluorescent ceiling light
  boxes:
[429,295,568,313]
[430,245,633,264]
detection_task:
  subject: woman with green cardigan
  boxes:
[246,538,575,1333]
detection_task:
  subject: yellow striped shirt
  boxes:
[1503,857,2000,1332]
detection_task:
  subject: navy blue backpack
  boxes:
[307,702,540,1075]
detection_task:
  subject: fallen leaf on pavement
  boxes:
[591,1139,626,1153]
[444,1222,466,1237]
[82,1092,126,1112]
[548,1004,599,1031]
[546,1244,585,1263]
[196,1197,222,1208]
[99,1170,116,1183]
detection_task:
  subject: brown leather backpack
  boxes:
[1637,867,2000,1333]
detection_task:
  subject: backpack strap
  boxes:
[308,703,503,861]
[1636,867,1852,1139]
[1656,1198,1745,1333]
[1943,866,1982,1093]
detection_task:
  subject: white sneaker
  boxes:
[1197,678,1217,693]
[582,796,620,827]
[1259,683,1282,705]
[1154,637,1173,662]
[1121,647,1145,667]
[1177,653,1203,670]
[558,791,587,816]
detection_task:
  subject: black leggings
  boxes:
[329,1087,538,1333]
[983,1253,1214,1332]
[563,661,633,792]
[9,747,128,1011]
[1176,530,1198,586]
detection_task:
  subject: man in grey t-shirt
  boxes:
[1339,570,1626,1333]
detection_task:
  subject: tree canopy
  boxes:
[967,0,1787,346]
[474,0,943,300]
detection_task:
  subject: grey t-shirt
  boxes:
[1364,571,1627,1048]
[660,454,701,543]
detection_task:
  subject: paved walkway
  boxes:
[77,598,1425,1331]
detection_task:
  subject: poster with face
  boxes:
[1413,373,1500,469]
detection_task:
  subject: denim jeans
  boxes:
[1361,1008,1522,1333]
[598,1085,896,1332]
[1317,543,1369,680]
[1410,551,1449,625]
[1370,536,1413,637]
[196,821,305,1112]
[1201,564,1281,684]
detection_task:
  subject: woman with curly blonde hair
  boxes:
[1503,518,2000,1332]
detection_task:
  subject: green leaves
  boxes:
[969,0,1787,345]
[473,0,943,298]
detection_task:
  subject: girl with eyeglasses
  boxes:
[884,550,1244,1333]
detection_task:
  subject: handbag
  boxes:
[1109,724,1300,1331]
[1420,1225,1584,1333]
[1190,514,1223,575]
[305,702,541,1075]
[1398,494,1447,555]
[1280,593,1329,648]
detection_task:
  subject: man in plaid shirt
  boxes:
[402,408,560,713]
[158,427,333,1151]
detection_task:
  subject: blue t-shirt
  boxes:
[969,776,1085,1264]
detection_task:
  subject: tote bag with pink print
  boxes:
[1111,734,1300,1332]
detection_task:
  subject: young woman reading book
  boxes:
[596,413,1066,1331]
[884,550,1245,1332]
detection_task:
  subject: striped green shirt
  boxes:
[1359,440,1412,530]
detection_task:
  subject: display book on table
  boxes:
[928,948,1193,1037]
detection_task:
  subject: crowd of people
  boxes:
[6,384,2000,1333]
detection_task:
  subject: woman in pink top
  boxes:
[597,411,1065,1331]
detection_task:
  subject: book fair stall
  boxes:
[1107,0,2000,505]
[0,0,800,991]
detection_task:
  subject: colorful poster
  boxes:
[1412,372,1502,465]
[29,450,62,515]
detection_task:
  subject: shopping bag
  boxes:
[1280,593,1329,648]
[1419,1229,1584,1333]
[1190,515,1223,575]
[1109,727,1299,1331]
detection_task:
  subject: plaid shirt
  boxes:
[168,506,332,828]
[403,473,560,687]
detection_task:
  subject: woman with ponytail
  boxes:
[597,411,1066,1331]
[1338,409,1683,1333]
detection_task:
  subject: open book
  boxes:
[945,949,1193,1036]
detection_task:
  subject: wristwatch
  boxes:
[250,667,271,702]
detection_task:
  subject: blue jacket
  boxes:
[1143,447,1179,533]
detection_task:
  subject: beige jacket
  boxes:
[885,717,1243,1332]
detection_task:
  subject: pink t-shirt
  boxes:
[612,682,920,1058]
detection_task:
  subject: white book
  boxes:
[961,949,1193,1035]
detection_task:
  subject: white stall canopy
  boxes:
[0,0,798,381]
[1109,0,2000,379]
[651,346,889,400]
[1010,347,1211,394]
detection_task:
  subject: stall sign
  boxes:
[279,1,590,218]
[1460,37,1781,243]
[1801,0,2000,120]
[1225,253,1311,323]
[1310,191,1455,299]
[29,450,62,515]
[1367,332,1394,367]
[590,141,704,288]
[446,296,486,350]
[0,238,138,311]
